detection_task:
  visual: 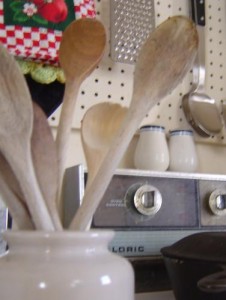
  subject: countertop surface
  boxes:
[136,291,174,300]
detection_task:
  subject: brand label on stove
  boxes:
[111,245,145,254]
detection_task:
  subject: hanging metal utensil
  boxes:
[182,0,223,137]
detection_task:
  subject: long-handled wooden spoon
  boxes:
[81,102,128,190]
[56,19,106,208]
[0,44,54,230]
[0,102,61,230]
[0,152,34,229]
[31,102,62,230]
[70,16,198,230]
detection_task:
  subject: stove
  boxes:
[63,165,226,293]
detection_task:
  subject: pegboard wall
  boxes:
[49,0,226,145]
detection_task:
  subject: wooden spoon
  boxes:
[31,102,62,230]
[0,152,34,229]
[0,102,61,230]
[69,16,198,230]
[0,44,54,230]
[56,19,106,207]
[81,102,128,190]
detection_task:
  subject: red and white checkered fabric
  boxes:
[0,0,95,65]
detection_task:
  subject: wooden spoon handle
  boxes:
[0,160,34,229]
[55,81,81,209]
[2,142,55,231]
[32,102,62,230]
[0,181,34,230]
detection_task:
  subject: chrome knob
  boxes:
[133,184,162,216]
[209,189,226,216]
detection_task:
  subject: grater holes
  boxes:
[111,0,155,63]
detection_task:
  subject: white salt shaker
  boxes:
[168,129,198,172]
[134,125,169,171]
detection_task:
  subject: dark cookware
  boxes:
[161,232,226,300]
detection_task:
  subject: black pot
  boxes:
[161,232,226,300]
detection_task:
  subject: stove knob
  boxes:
[209,189,226,216]
[133,184,162,216]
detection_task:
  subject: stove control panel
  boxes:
[91,173,226,229]
[63,166,226,257]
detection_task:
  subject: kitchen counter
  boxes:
[136,291,174,300]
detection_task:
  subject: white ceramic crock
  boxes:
[134,125,169,171]
[0,230,134,300]
[168,129,198,172]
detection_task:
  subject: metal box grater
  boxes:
[110,0,155,64]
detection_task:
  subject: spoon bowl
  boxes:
[82,102,128,189]
[183,90,222,137]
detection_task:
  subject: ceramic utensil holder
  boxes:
[0,230,134,300]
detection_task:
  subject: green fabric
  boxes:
[3,0,75,31]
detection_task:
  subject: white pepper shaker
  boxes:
[134,125,169,171]
[168,129,198,172]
